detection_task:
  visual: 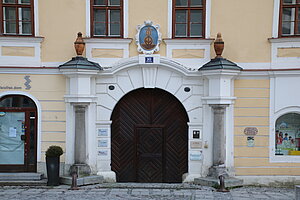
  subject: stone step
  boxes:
[0,173,43,181]
[0,179,47,186]
[194,177,244,188]
[60,175,104,186]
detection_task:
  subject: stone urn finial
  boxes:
[214,33,224,58]
[74,32,85,56]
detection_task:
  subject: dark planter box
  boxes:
[46,156,60,186]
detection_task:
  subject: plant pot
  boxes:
[46,156,60,186]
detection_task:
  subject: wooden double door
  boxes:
[111,88,188,183]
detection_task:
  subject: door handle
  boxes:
[21,135,26,141]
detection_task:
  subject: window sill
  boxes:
[84,38,132,44]
[0,36,44,43]
[164,38,214,45]
[268,37,300,43]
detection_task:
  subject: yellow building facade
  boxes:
[0,0,300,185]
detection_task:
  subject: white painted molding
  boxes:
[34,0,39,36]
[84,38,132,67]
[163,39,213,45]
[85,0,128,38]
[135,20,162,55]
[272,0,280,38]
[142,67,157,88]
[86,0,91,37]
[205,0,211,39]
[0,91,42,162]
[167,0,211,38]
[0,37,44,67]
[84,38,132,44]
[102,56,200,76]
[163,39,213,69]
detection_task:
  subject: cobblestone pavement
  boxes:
[0,183,296,200]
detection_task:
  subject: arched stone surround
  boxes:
[95,56,205,182]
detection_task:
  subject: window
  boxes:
[173,0,205,38]
[279,0,300,36]
[0,0,34,36]
[275,113,300,156]
[91,0,123,37]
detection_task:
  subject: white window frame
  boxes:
[86,0,128,38]
[167,0,211,39]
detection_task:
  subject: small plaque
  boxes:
[98,129,108,137]
[145,57,154,63]
[244,127,258,136]
[98,150,108,156]
[193,130,200,139]
[190,141,202,149]
[98,140,108,147]
[247,136,254,147]
[190,152,202,161]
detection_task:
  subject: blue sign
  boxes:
[139,25,159,51]
[145,57,154,63]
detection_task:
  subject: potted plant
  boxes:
[45,145,63,186]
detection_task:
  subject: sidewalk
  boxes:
[0,183,296,200]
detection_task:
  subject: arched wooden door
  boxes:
[0,95,37,172]
[111,88,189,183]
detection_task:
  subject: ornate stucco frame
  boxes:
[135,20,162,55]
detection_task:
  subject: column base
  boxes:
[208,165,229,179]
[69,164,91,177]
[97,171,116,183]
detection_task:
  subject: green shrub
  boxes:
[45,145,63,157]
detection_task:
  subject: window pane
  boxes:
[3,0,16,4]
[110,23,120,36]
[0,96,35,108]
[175,24,187,37]
[22,22,31,34]
[4,21,16,33]
[20,0,30,4]
[109,10,120,35]
[110,10,120,22]
[191,0,202,6]
[282,21,293,34]
[275,113,300,155]
[21,7,31,21]
[283,0,297,4]
[176,10,187,23]
[109,0,120,6]
[94,23,106,35]
[191,10,202,23]
[283,8,294,21]
[190,23,202,36]
[4,7,16,20]
[94,0,105,5]
[94,9,106,22]
[176,0,187,6]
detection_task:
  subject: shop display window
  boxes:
[275,113,300,155]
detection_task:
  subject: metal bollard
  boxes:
[217,175,229,192]
[70,171,79,190]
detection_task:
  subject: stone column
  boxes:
[211,105,227,166]
[74,105,86,164]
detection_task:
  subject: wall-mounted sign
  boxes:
[98,129,108,137]
[190,152,202,161]
[136,20,162,55]
[193,130,200,139]
[247,136,254,147]
[191,141,202,149]
[98,150,108,157]
[98,140,108,147]
[244,127,258,136]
